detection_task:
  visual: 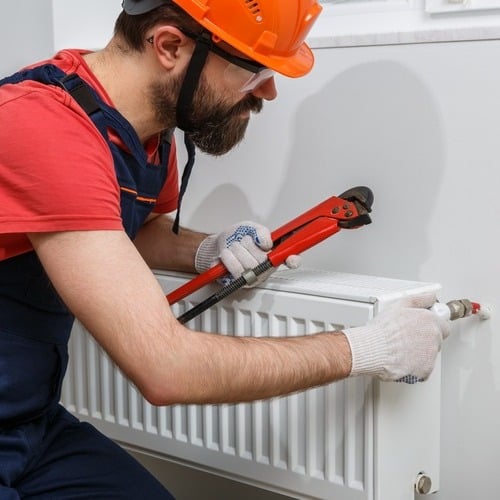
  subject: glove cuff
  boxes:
[195,234,218,273]
[343,325,388,378]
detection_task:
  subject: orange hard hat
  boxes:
[123,0,323,77]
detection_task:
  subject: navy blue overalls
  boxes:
[0,65,175,499]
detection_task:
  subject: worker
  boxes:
[0,0,450,498]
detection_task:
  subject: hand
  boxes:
[343,293,450,383]
[195,221,301,286]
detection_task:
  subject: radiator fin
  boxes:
[62,273,380,500]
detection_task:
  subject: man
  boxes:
[0,0,449,498]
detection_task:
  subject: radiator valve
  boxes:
[431,299,491,321]
[415,473,432,495]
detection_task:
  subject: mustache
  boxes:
[187,94,263,156]
[191,95,263,131]
[188,94,263,131]
[230,95,263,116]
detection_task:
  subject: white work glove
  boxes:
[343,293,450,384]
[195,221,301,287]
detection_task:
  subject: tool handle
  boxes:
[166,217,341,306]
[166,191,371,306]
[268,217,341,267]
[177,260,274,324]
[166,220,293,306]
[166,263,226,305]
[166,217,337,306]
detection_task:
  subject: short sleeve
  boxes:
[0,82,123,235]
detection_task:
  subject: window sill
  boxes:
[308,1,500,48]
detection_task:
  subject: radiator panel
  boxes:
[61,269,441,500]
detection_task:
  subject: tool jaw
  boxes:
[336,186,373,229]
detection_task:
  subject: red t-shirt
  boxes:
[0,49,179,261]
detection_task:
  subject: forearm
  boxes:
[134,213,207,272]
[30,228,447,406]
[145,327,352,405]
[29,229,353,407]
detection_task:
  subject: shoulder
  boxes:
[0,49,103,119]
[0,67,118,216]
[0,73,109,156]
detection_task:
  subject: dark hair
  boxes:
[114,2,201,51]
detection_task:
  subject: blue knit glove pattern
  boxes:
[195,221,300,287]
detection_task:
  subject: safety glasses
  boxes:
[178,28,275,94]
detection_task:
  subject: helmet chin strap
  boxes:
[171,36,210,234]
[175,33,211,132]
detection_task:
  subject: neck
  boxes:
[83,42,167,143]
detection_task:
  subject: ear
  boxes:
[149,26,192,71]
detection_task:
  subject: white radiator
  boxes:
[61,269,441,500]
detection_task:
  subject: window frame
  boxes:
[309,0,500,48]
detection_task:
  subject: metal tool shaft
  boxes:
[177,260,273,324]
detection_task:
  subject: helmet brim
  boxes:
[257,42,315,78]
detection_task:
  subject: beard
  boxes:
[151,73,263,156]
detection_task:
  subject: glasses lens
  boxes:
[223,64,274,93]
[239,68,274,93]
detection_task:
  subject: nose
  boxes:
[251,76,277,101]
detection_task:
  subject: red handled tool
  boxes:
[167,186,374,324]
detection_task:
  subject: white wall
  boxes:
[0,0,54,75]
[51,0,121,50]
[2,2,499,499]
[182,40,500,500]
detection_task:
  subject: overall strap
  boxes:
[0,64,172,427]
[1,64,171,173]
[1,63,173,238]
[56,72,172,237]
[57,72,166,168]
